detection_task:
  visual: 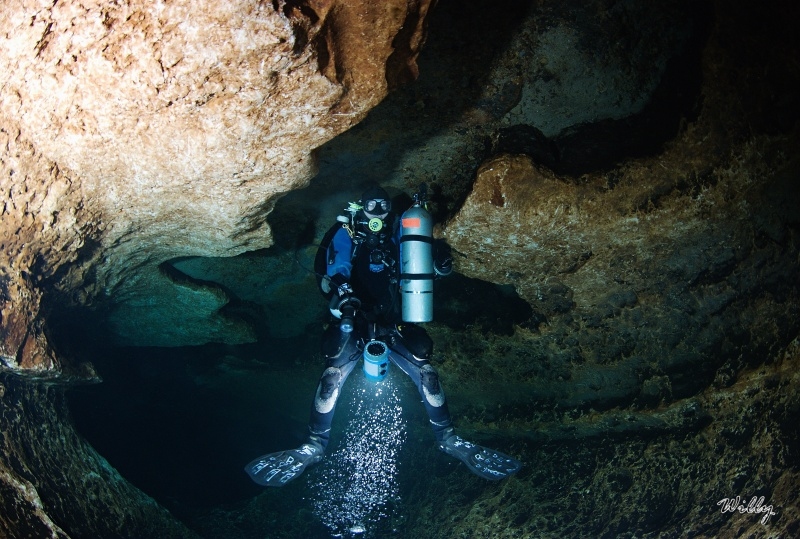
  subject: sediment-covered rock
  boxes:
[0,372,198,538]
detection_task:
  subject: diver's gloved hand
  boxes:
[244,442,324,487]
[434,255,453,277]
[338,298,359,333]
[330,274,353,298]
[433,241,454,277]
[438,435,522,481]
[328,274,360,332]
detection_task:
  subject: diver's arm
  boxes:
[327,226,354,280]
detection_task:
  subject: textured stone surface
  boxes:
[1,0,434,354]
[1,0,435,535]
[0,373,197,538]
[0,128,94,373]
[424,1,800,536]
[0,2,427,354]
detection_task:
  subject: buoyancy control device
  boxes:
[399,190,435,322]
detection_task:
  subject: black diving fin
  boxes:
[438,435,522,481]
[244,443,323,487]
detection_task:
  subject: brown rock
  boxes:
[1,0,434,365]
[1,0,435,536]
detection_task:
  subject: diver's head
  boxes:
[360,185,392,220]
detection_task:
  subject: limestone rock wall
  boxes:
[0,372,198,538]
[1,0,435,536]
[437,0,800,422]
[423,3,800,535]
[442,131,799,408]
[1,0,435,365]
[0,129,98,373]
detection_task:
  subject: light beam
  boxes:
[309,374,407,537]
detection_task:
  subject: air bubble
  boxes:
[311,376,407,536]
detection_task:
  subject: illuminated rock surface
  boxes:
[2,0,799,537]
[1,0,434,355]
[1,0,433,535]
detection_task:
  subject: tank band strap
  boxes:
[399,234,433,243]
[400,273,436,280]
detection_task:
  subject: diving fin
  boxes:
[438,435,522,481]
[244,443,323,487]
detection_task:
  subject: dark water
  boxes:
[67,343,277,511]
[66,335,463,538]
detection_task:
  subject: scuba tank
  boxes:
[363,340,390,381]
[399,188,435,322]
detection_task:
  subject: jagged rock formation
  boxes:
[1,0,434,535]
[427,1,800,536]
[1,0,434,359]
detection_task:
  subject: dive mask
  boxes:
[363,198,391,218]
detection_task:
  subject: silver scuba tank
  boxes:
[399,203,434,322]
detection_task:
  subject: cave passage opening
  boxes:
[63,269,534,538]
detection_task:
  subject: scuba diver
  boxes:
[245,185,522,487]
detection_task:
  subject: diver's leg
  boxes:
[386,327,453,441]
[308,325,360,449]
[244,325,359,487]
[389,325,522,481]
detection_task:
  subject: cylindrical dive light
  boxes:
[399,204,434,322]
[363,340,390,382]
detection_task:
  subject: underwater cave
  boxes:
[2,0,800,538]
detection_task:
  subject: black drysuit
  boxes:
[308,218,453,449]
